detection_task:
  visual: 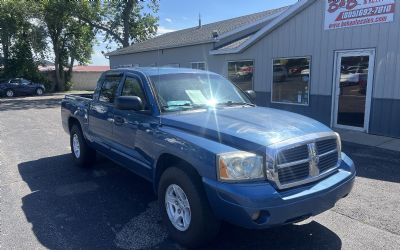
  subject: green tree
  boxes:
[40,0,95,91]
[0,0,46,79]
[78,0,159,49]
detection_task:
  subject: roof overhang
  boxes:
[106,6,291,57]
[210,0,316,55]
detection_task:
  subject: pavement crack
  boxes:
[331,209,400,237]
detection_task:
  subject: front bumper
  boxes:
[203,153,356,229]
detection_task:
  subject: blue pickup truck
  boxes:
[61,68,355,247]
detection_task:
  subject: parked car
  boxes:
[340,66,368,87]
[61,68,355,248]
[300,68,310,82]
[235,65,253,80]
[0,78,45,97]
[273,64,288,82]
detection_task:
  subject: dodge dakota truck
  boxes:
[61,68,355,247]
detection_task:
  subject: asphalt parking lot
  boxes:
[0,95,399,250]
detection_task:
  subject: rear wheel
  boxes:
[70,124,96,167]
[158,166,220,248]
[6,89,14,97]
[36,88,44,96]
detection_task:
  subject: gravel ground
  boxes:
[0,95,399,249]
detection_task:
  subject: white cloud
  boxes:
[157,26,176,36]
[165,18,172,23]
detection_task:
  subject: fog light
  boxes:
[251,211,261,221]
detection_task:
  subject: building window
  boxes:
[227,60,254,91]
[272,57,310,105]
[191,62,206,70]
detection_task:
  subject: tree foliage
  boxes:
[0,0,160,91]
[39,0,95,91]
[0,0,46,80]
[79,0,159,48]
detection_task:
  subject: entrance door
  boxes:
[333,49,375,131]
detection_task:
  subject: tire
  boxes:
[70,124,96,167]
[158,166,220,248]
[5,89,14,97]
[36,88,44,96]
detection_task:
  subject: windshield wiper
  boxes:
[216,101,255,107]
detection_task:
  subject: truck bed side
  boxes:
[61,94,93,135]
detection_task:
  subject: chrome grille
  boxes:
[316,139,337,154]
[319,153,339,173]
[278,162,309,184]
[267,133,341,190]
[277,145,308,164]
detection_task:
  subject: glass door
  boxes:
[333,49,375,131]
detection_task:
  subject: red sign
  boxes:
[325,0,395,30]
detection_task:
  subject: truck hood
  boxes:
[161,106,332,151]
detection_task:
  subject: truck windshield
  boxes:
[150,73,252,112]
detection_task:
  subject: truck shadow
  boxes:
[0,96,61,111]
[342,142,400,183]
[19,154,342,249]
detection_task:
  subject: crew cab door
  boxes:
[88,73,122,146]
[111,73,156,178]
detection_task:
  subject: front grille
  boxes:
[319,151,339,173]
[273,137,340,189]
[316,139,337,154]
[278,162,309,184]
[277,145,308,164]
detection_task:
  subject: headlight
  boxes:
[217,151,264,182]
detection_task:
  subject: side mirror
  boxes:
[245,90,256,102]
[115,96,144,111]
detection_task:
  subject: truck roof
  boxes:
[109,67,217,77]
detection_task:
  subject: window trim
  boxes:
[226,59,255,91]
[270,56,312,107]
[190,61,207,70]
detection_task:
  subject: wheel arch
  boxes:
[153,153,203,194]
[68,116,82,132]
[36,87,44,92]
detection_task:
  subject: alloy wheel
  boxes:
[6,90,14,97]
[72,134,81,158]
[165,184,191,231]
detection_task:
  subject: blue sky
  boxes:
[90,0,298,65]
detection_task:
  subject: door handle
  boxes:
[114,116,125,126]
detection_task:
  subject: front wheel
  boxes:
[36,88,44,96]
[158,167,220,248]
[70,125,96,167]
